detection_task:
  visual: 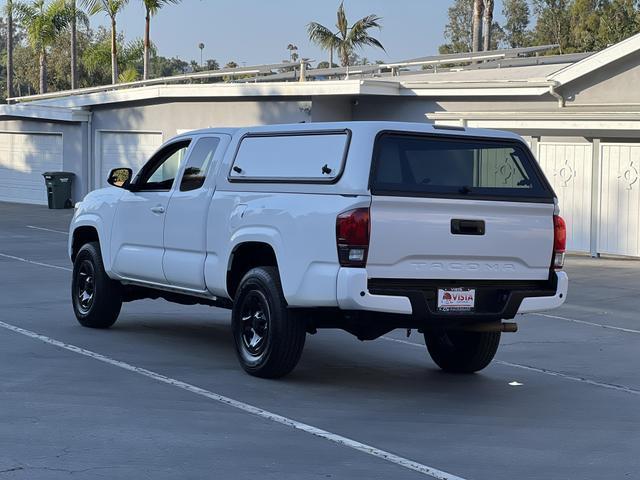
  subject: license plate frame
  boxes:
[437,288,476,312]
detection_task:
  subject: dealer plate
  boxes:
[437,288,476,312]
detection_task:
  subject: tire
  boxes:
[231,267,306,379]
[424,330,500,373]
[71,242,122,329]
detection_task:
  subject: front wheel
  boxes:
[231,267,306,378]
[424,330,500,373]
[72,242,122,329]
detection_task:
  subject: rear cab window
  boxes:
[229,130,351,183]
[370,132,554,202]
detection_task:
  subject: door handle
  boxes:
[150,205,165,214]
[451,219,485,235]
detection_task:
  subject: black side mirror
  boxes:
[107,168,133,189]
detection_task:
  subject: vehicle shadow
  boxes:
[110,311,508,401]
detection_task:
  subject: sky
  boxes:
[80,0,507,67]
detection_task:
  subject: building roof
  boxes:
[4,80,400,110]
[549,32,640,85]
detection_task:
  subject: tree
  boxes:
[286,43,299,63]
[15,0,74,94]
[597,0,640,48]
[83,30,147,83]
[225,61,239,69]
[472,0,483,52]
[82,0,129,84]
[307,1,385,67]
[533,0,572,53]
[150,54,188,77]
[66,1,89,89]
[440,0,473,53]
[69,0,77,88]
[5,1,15,98]
[142,0,180,80]
[482,0,495,51]
[205,58,219,70]
[503,0,532,48]
[568,0,603,52]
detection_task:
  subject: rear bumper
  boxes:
[516,271,568,314]
[336,268,568,320]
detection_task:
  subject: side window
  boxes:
[229,131,349,182]
[136,140,191,191]
[180,137,221,191]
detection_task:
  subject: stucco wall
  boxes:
[311,96,353,122]
[564,52,640,106]
[352,96,562,123]
[90,99,313,139]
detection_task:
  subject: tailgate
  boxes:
[367,131,556,281]
[368,196,554,281]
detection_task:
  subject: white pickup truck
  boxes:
[69,122,568,378]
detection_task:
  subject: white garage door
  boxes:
[98,132,163,188]
[537,143,593,253]
[0,132,63,205]
[599,144,640,257]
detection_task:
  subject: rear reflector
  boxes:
[336,208,370,267]
[553,215,566,269]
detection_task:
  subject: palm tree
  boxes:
[84,37,148,84]
[307,2,384,67]
[472,0,483,52]
[82,0,129,84]
[4,0,15,98]
[15,0,74,94]
[69,0,78,89]
[482,0,495,51]
[68,1,89,89]
[142,0,181,80]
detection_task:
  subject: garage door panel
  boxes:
[99,132,163,188]
[537,143,592,253]
[600,144,640,257]
[0,132,63,205]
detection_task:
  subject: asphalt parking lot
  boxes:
[1,201,639,480]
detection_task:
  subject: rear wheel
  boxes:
[72,242,122,329]
[424,330,500,373]
[231,267,306,378]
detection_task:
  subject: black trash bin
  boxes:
[42,172,75,209]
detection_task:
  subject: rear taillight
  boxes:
[336,208,370,267]
[553,215,566,269]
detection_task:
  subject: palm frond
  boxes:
[118,66,138,83]
[144,0,181,16]
[336,1,348,38]
[80,0,128,18]
[350,14,383,33]
[15,0,75,52]
[82,37,111,73]
[347,14,385,52]
[307,22,340,50]
[79,0,102,16]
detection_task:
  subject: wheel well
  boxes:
[227,242,278,299]
[71,226,99,261]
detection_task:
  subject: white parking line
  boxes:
[0,321,466,480]
[0,252,72,272]
[381,336,640,397]
[26,225,69,235]
[531,312,640,335]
